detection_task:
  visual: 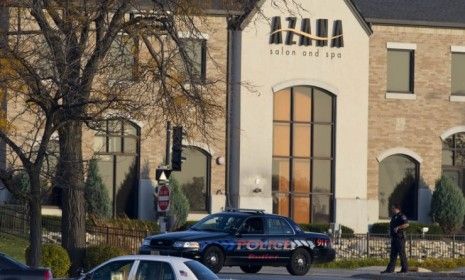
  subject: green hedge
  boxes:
[299,223,355,235]
[370,222,443,235]
[83,245,129,271]
[26,244,70,277]
[42,215,160,234]
[88,217,159,234]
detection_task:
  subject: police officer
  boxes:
[381,203,409,274]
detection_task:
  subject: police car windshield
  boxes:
[191,214,245,233]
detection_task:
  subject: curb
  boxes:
[352,272,465,280]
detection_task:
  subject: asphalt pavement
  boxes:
[218,266,465,280]
[219,266,374,280]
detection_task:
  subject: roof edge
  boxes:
[238,0,265,30]
[345,0,373,35]
[237,0,372,35]
[367,18,465,30]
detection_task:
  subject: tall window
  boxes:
[107,34,138,81]
[272,86,335,224]
[442,133,465,194]
[452,52,465,96]
[171,146,211,213]
[379,155,418,220]
[93,119,140,218]
[180,38,207,83]
[387,49,414,93]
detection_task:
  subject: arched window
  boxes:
[379,155,418,220]
[93,119,140,218]
[171,146,211,213]
[272,86,335,224]
[442,132,465,194]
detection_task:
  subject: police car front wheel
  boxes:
[240,265,262,274]
[201,246,225,274]
[286,248,311,276]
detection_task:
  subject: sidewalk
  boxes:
[352,266,465,280]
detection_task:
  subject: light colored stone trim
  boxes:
[440,126,465,141]
[272,79,340,95]
[182,140,215,156]
[451,46,465,53]
[177,31,209,40]
[387,42,417,50]
[449,95,465,102]
[386,92,417,100]
[377,147,423,163]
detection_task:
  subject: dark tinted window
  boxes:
[184,261,218,280]
[379,155,418,219]
[266,217,293,235]
[191,214,245,233]
[240,217,264,234]
[135,261,175,280]
[92,260,134,280]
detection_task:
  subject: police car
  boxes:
[139,209,336,276]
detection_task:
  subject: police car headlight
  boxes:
[173,241,200,249]
[142,239,151,247]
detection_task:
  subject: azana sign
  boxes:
[269,16,344,48]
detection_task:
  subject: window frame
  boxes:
[90,260,136,280]
[239,216,265,235]
[442,133,465,194]
[451,46,465,98]
[265,217,295,235]
[378,154,419,220]
[272,86,336,224]
[93,119,141,218]
[386,48,415,95]
[171,145,211,214]
[179,38,207,84]
[134,260,176,280]
[107,32,140,82]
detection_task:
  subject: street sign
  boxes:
[157,184,170,212]
[156,168,172,182]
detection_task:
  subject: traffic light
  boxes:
[171,126,184,171]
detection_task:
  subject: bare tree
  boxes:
[0,0,240,270]
[0,0,299,272]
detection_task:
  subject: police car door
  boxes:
[232,216,267,264]
[264,216,296,264]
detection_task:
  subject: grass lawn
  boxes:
[315,257,465,272]
[0,233,28,263]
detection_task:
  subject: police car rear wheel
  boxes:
[286,248,311,276]
[240,265,262,274]
[202,246,224,274]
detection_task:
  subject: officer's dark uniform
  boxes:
[385,212,409,272]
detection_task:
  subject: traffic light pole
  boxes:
[157,121,172,232]
[165,121,172,166]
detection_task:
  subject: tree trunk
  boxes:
[27,173,42,268]
[57,121,86,275]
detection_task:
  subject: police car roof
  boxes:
[223,208,265,215]
[221,209,292,219]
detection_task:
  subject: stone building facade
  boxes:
[3,0,465,233]
[367,24,465,223]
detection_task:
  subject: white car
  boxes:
[78,255,220,280]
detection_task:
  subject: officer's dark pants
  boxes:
[386,237,408,272]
